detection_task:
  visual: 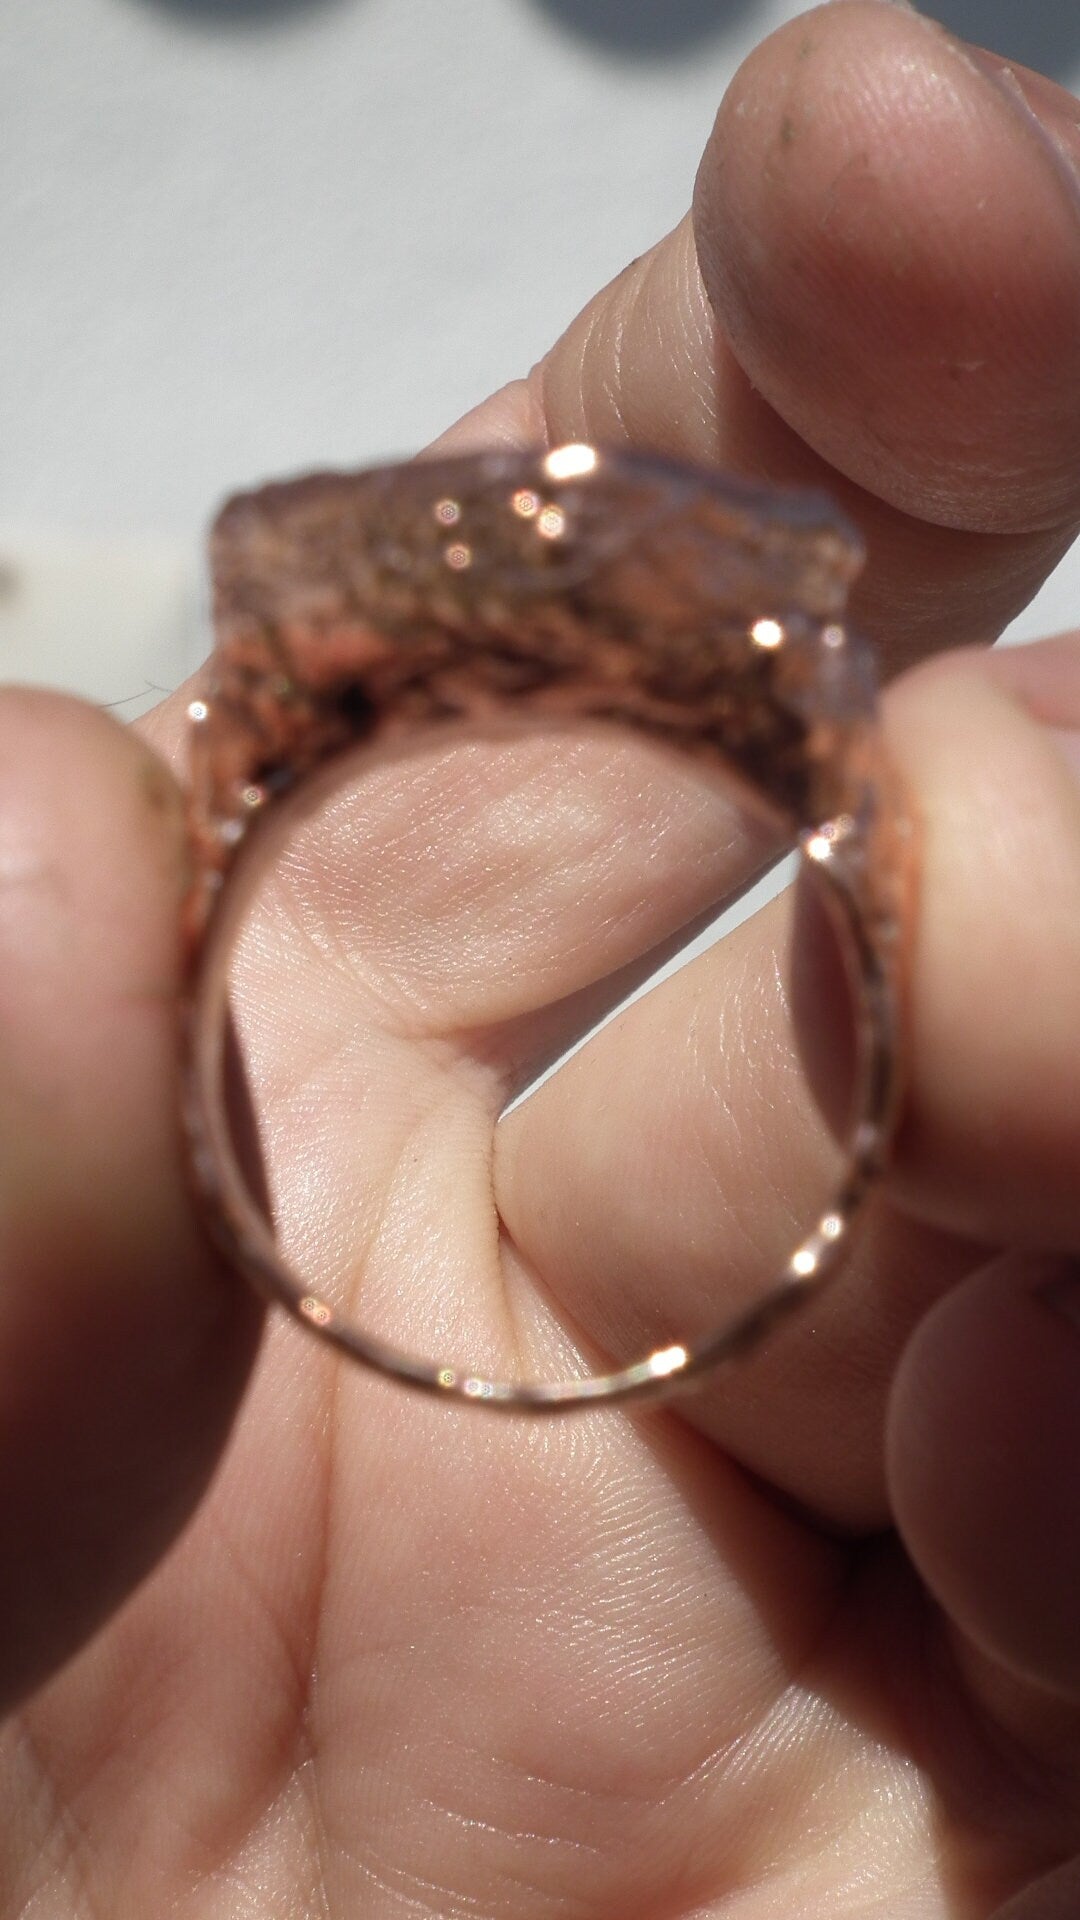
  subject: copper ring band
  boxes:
[180,443,917,1412]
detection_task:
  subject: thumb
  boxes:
[0,691,260,1715]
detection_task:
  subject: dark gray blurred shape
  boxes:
[529,0,751,60]
[531,0,1080,79]
[902,0,1080,81]
[135,0,348,24]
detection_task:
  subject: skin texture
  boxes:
[1,4,1080,1915]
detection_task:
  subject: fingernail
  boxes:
[964,45,1080,194]
[1034,1263,1080,1339]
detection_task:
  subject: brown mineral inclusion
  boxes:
[185,443,882,951]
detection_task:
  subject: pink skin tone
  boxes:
[1,6,1079,1916]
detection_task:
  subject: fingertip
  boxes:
[693,1,1080,532]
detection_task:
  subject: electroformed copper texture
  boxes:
[181,443,917,1412]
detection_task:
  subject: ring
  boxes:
[180,443,917,1412]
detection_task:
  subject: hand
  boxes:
[3,6,1080,1914]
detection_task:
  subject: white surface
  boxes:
[1,0,1078,706]
[3,0,803,538]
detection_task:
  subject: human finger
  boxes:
[0,693,261,1715]
[494,632,1080,1520]
[434,2,1080,663]
[142,2,1080,794]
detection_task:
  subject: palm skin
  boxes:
[5,699,1079,1920]
[2,6,1080,1915]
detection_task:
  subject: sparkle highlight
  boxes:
[537,505,567,540]
[544,444,597,480]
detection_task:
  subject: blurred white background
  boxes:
[2,0,1079,713]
